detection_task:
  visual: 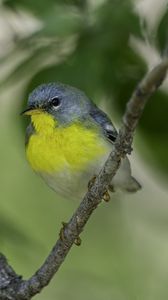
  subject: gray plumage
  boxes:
[27,82,118,142]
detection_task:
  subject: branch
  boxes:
[1,58,168,300]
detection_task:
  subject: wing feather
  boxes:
[89,105,118,143]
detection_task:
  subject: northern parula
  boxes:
[22,82,141,199]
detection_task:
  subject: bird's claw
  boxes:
[88,175,97,190]
[74,236,82,246]
[59,221,82,246]
[103,190,111,202]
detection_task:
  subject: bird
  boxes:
[22,82,141,200]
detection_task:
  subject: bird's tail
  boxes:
[111,157,141,193]
[123,176,141,193]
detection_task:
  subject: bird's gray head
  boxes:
[23,82,92,125]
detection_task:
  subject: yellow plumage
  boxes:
[26,112,108,173]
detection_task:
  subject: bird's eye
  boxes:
[51,96,61,108]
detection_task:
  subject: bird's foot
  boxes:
[103,184,116,201]
[59,222,81,246]
[102,189,111,202]
[74,236,82,246]
[88,175,97,190]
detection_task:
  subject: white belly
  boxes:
[39,155,107,200]
[39,151,140,200]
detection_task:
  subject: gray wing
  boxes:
[89,104,141,192]
[89,104,118,143]
[25,123,35,146]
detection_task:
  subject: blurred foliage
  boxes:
[3,0,87,16]
[1,0,168,175]
[157,7,168,53]
[0,0,168,299]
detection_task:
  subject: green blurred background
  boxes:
[0,0,168,299]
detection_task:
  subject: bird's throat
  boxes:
[31,112,57,134]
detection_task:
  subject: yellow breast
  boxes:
[26,112,108,173]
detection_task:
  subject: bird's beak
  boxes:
[21,107,43,116]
